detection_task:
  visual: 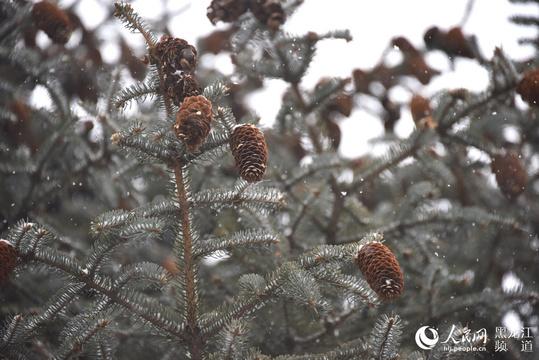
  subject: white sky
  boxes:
[65,0,537,157]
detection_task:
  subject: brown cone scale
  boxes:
[165,74,202,106]
[230,124,268,182]
[355,242,403,302]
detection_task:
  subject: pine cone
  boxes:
[410,94,436,129]
[408,56,439,85]
[164,74,203,106]
[491,150,526,199]
[424,26,474,59]
[517,68,539,107]
[444,27,475,58]
[230,124,268,182]
[174,96,213,153]
[31,1,72,44]
[207,0,250,24]
[152,35,198,75]
[0,240,18,289]
[250,0,285,31]
[392,36,439,85]
[355,242,404,302]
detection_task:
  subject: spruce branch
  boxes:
[113,2,157,50]
[196,229,280,260]
[16,235,188,343]
[214,319,250,360]
[214,106,237,133]
[202,267,281,338]
[193,183,286,212]
[172,165,204,357]
[186,130,230,164]
[349,130,427,192]
[509,15,539,26]
[203,79,230,104]
[113,77,159,109]
[369,315,402,360]
[1,315,23,349]
[111,122,175,165]
[55,315,112,360]
[283,153,344,190]
[20,283,87,342]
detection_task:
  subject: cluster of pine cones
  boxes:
[151,33,267,182]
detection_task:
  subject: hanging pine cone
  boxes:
[152,35,198,75]
[31,1,72,44]
[410,94,436,129]
[491,150,527,199]
[174,96,213,153]
[230,124,268,182]
[250,0,285,31]
[517,68,539,107]
[207,0,250,24]
[444,27,475,58]
[0,240,18,289]
[424,26,475,59]
[164,74,203,106]
[392,37,439,85]
[355,241,404,302]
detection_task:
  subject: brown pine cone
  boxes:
[250,0,285,31]
[392,36,420,57]
[207,0,250,24]
[164,74,203,106]
[355,241,404,302]
[152,35,198,75]
[410,94,436,129]
[424,26,474,59]
[174,96,213,153]
[230,124,268,182]
[491,150,526,199]
[31,1,72,44]
[407,56,439,85]
[517,68,539,107]
[444,27,474,58]
[0,240,18,289]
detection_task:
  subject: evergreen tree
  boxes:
[1,0,538,359]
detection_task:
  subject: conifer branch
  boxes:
[111,123,175,165]
[371,315,401,360]
[196,229,280,259]
[348,130,426,192]
[113,2,156,50]
[193,185,286,211]
[1,314,22,348]
[21,283,87,340]
[19,244,188,342]
[113,79,158,109]
[172,165,204,357]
